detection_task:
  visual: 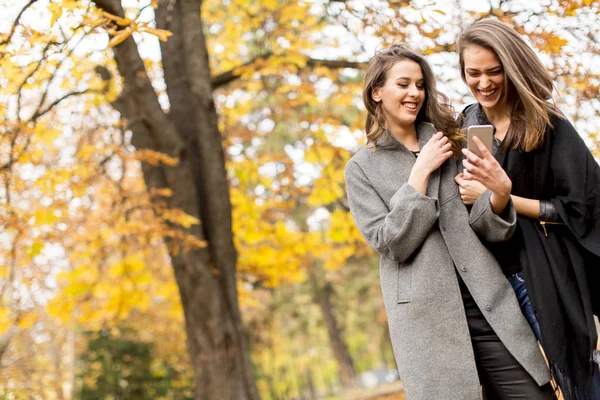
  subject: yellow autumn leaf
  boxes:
[307,180,344,206]
[151,187,174,197]
[109,30,132,47]
[0,307,11,324]
[33,209,60,225]
[18,313,37,330]
[27,240,45,257]
[101,11,133,26]
[39,128,62,144]
[135,149,179,166]
[48,3,63,27]
[141,27,173,42]
[161,208,200,228]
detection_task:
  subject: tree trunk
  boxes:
[91,1,260,399]
[304,368,318,400]
[308,268,357,388]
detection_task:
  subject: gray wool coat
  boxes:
[344,122,551,400]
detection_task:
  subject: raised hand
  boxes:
[408,131,453,195]
[415,131,454,175]
[462,136,512,214]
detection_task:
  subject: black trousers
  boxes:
[460,278,557,399]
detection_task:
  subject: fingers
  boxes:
[461,195,474,205]
[430,131,444,142]
[462,169,474,181]
[461,148,482,166]
[472,136,492,159]
[462,159,477,174]
[454,173,465,185]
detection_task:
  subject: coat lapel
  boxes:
[417,123,441,201]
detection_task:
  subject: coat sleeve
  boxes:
[549,117,600,257]
[345,159,439,262]
[469,189,517,242]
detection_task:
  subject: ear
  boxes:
[371,87,382,103]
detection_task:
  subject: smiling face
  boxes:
[371,59,425,132]
[462,45,506,113]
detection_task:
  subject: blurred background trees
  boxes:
[0,0,598,398]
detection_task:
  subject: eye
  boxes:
[416,84,425,90]
[397,83,408,88]
[489,69,503,76]
[467,72,480,77]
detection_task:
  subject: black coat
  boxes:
[462,104,600,396]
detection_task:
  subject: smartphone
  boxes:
[467,125,494,158]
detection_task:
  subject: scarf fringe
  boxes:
[550,361,597,400]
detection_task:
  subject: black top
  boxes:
[461,103,600,395]
[461,105,522,276]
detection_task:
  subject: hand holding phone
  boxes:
[467,125,494,158]
[462,125,512,215]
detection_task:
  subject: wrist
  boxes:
[411,164,431,181]
[495,177,512,198]
[490,192,510,215]
[408,164,430,195]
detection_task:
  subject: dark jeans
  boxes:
[508,272,600,400]
[460,281,557,399]
[507,272,542,340]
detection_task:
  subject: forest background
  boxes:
[1,0,599,399]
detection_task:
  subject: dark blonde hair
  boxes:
[363,44,463,157]
[457,19,559,151]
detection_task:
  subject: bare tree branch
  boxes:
[32,23,101,123]
[31,89,98,122]
[16,40,55,125]
[0,0,38,50]
[212,53,368,89]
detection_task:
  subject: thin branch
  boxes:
[212,53,368,89]
[33,22,101,124]
[31,89,97,122]
[0,0,38,49]
[16,40,55,125]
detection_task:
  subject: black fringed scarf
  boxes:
[462,104,600,399]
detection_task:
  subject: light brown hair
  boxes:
[363,44,464,157]
[457,19,559,151]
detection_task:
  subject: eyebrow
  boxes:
[465,66,503,72]
[394,77,425,82]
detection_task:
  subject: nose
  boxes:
[480,75,490,88]
[407,84,419,97]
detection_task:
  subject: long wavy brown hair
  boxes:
[363,44,464,157]
[457,19,559,151]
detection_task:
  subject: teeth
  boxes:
[403,103,417,110]
[479,89,496,96]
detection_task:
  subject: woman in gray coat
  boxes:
[344,44,555,399]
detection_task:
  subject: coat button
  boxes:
[485,305,492,312]
[442,226,447,232]
[461,267,467,272]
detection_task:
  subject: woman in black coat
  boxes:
[455,18,600,400]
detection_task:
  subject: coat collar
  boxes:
[375,122,441,201]
[376,122,437,151]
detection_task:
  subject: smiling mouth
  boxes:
[402,102,419,111]
[478,88,498,98]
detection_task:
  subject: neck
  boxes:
[389,123,419,151]
[482,103,510,125]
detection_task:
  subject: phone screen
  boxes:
[467,125,494,158]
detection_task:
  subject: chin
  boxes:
[401,116,418,125]
[478,99,499,109]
